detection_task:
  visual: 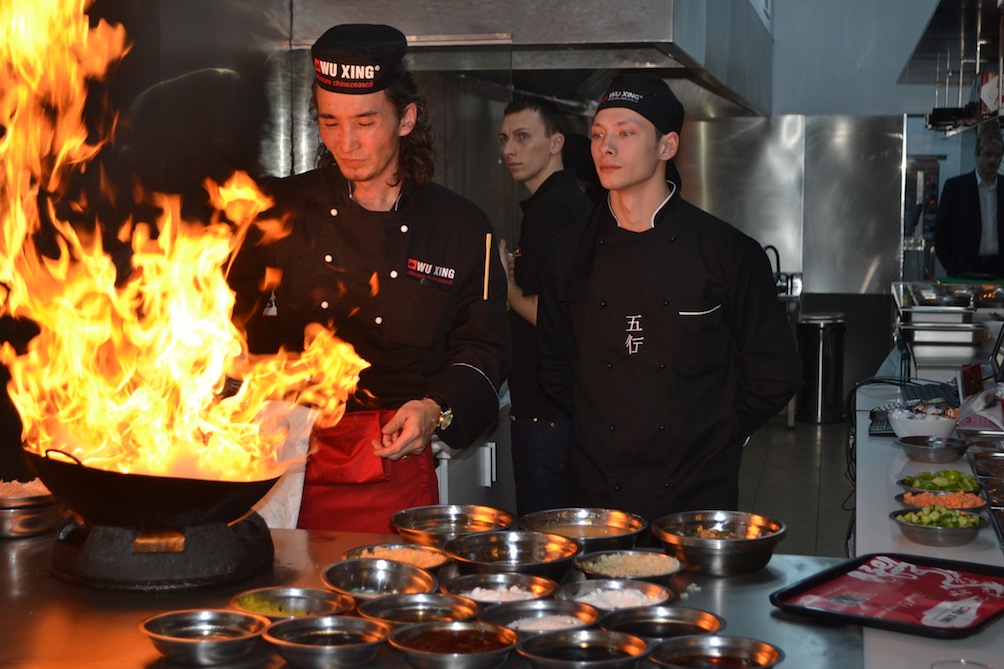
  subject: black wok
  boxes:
[24,449,279,531]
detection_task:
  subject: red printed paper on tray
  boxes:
[770,553,1004,638]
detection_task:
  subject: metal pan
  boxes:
[23,450,278,531]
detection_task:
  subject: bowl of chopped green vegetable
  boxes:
[889,506,987,547]
[230,586,355,621]
[896,469,981,494]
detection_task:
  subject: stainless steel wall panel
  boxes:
[802,116,904,294]
[675,116,805,275]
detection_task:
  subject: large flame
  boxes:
[0,1,367,481]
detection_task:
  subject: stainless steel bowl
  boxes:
[0,498,63,538]
[342,543,452,575]
[574,549,683,586]
[649,634,784,668]
[555,578,674,611]
[518,507,648,552]
[388,620,519,669]
[440,571,559,606]
[650,510,787,577]
[390,504,514,548]
[444,530,581,581]
[139,609,269,666]
[321,558,437,601]
[889,509,987,547]
[516,628,650,669]
[357,592,479,628]
[229,586,354,621]
[262,614,390,668]
[981,476,1004,506]
[969,450,1004,478]
[600,604,725,641]
[476,598,601,637]
[894,490,988,514]
[897,436,970,463]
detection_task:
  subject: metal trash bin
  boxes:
[796,312,846,424]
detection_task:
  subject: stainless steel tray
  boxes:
[900,323,988,345]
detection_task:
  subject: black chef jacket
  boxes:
[508,169,591,419]
[537,187,802,521]
[229,168,511,450]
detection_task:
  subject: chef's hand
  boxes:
[497,239,515,284]
[372,398,440,461]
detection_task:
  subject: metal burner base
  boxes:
[51,512,274,591]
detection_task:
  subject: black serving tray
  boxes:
[769,553,1004,639]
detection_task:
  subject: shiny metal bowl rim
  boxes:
[893,491,988,513]
[516,627,651,661]
[476,597,602,632]
[599,604,726,638]
[340,542,452,569]
[555,577,675,607]
[444,530,582,559]
[229,586,354,620]
[320,557,438,599]
[389,504,515,532]
[650,510,787,547]
[891,508,983,546]
[648,633,785,667]
[574,549,684,579]
[356,592,479,625]
[262,613,391,647]
[388,620,520,656]
[440,571,559,600]
[518,507,648,535]
[140,608,270,648]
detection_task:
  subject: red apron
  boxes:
[296,409,439,533]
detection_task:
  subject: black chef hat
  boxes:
[595,73,685,135]
[311,24,407,94]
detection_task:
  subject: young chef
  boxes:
[496,97,591,516]
[229,24,510,532]
[536,73,802,521]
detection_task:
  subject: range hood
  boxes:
[286,0,772,118]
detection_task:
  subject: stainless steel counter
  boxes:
[0,527,860,667]
[855,384,1004,669]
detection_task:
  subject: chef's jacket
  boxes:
[229,167,511,450]
[537,187,802,520]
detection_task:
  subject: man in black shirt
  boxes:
[537,74,801,521]
[497,97,591,515]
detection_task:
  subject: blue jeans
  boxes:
[509,415,571,516]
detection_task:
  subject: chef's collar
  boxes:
[345,179,416,211]
[608,179,678,230]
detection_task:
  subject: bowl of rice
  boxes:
[555,578,674,611]
[341,543,451,575]
[477,599,602,638]
[440,571,559,607]
[574,549,683,586]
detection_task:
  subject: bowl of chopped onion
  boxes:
[574,549,682,586]
[555,578,674,611]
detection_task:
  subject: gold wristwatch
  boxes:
[425,395,453,431]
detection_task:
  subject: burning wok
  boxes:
[25,450,278,531]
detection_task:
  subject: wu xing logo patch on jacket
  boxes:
[407,257,456,286]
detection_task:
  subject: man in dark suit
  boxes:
[934,134,1004,278]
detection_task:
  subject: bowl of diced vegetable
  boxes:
[896,469,981,494]
[894,490,987,514]
[889,506,987,547]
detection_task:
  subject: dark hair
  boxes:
[312,71,438,187]
[976,134,1004,157]
[503,96,564,137]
